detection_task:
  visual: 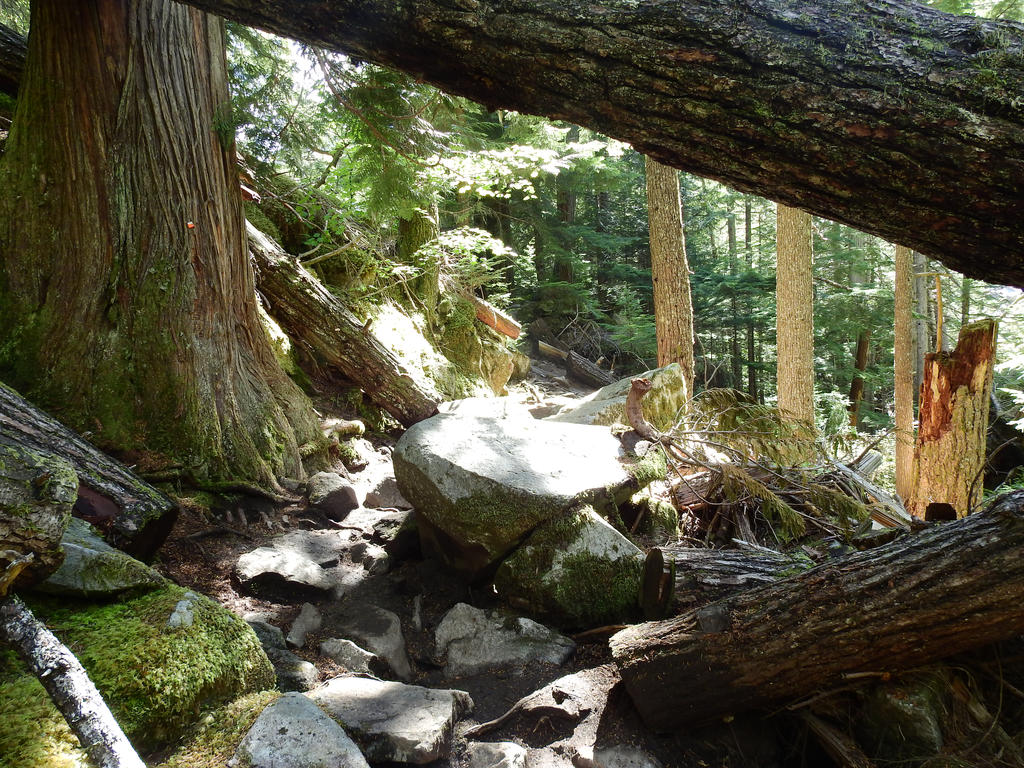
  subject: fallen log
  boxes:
[566,351,617,388]
[0,382,176,561]
[469,295,521,340]
[610,490,1024,731]
[247,222,441,426]
[0,595,145,768]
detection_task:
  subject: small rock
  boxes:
[363,476,412,510]
[335,604,412,681]
[466,741,528,768]
[435,603,575,678]
[856,671,947,762]
[287,602,323,649]
[229,692,368,768]
[246,619,286,651]
[266,647,319,692]
[320,637,384,675]
[166,591,199,630]
[309,677,473,764]
[236,547,341,596]
[574,745,663,768]
[308,471,359,521]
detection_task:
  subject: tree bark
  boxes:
[565,350,616,388]
[610,490,1024,731]
[776,205,815,425]
[0,0,320,488]
[248,222,442,425]
[848,330,871,426]
[0,21,25,99]
[893,244,915,503]
[0,381,177,560]
[159,0,1024,288]
[645,156,694,397]
[910,319,997,520]
[0,595,146,768]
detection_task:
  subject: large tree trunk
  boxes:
[893,244,915,503]
[910,319,997,520]
[645,156,694,397]
[247,223,442,425]
[775,205,815,425]
[610,490,1024,731]
[167,0,1024,288]
[0,0,319,488]
[0,595,145,768]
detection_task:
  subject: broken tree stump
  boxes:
[910,319,997,520]
[610,490,1024,731]
[0,382,176,561]
[248,222,441,427]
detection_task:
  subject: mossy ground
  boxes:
[0,585,273,766]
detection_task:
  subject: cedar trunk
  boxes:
[775,205,815,424]
[175,0,1024,288]
[610,490,1024,731]
[893,244,915,502]
[645,156,694,397]
[0,0,319,486]
[910,319,997,519]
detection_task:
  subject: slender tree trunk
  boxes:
[645,156,694,398]
[727,213,742,389]
[0,0,318,487]
[894,244,915,503]
[775,205,815,424]
[744,199,758,400]
[913,251,930,400]
[847,330,871,427]
[910,319,997,520]
[961,277,972,327]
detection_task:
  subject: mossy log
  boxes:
[0,595,145,768]
[610,490,1024,731]
[0,382,176,561]
[0,22,24,99]
[247,222,441,426]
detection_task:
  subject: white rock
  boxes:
[320,638,381,675]
[229,692,368,768]
[335,604,412,681]
[287,602,323,649]
[308,677,472,764]
[466,741,528,768]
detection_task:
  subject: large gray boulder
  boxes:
[494,507,644,629]
[435,603,575,678]
[394,414,661,577]
[547,364,687,431]
[31,517,166,597]
[229,692,369,768]
[308,677,473,764]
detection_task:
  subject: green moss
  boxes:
[0,585,273,764]
[625,448,668,492]
[157,691,280,768]
[243,201,282,244]
[336,439,363,470]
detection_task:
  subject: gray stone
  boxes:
[32,517,166,597]
[856,671,947,763]
[363,476,412,510]
[319,638,383,676]
[466,741,528,768]
[166,592,198,629]
[335,604,412,681]
[436,397,535,420]
[246,619,286,651]
[574,745,663,768]
[287,602,323,649]
[229,692,368,768]
[308,677,473,764]
[547,364,687,432]
[267,647,320,692]
[235,546,340,596]
[435,603,575,678]
[393,414,640,577]
[494,508,644,628]
[308,472,359,521]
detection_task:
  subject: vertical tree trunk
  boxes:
[847,330,871,426]
[893,244,915,503]
[913,251,930,400]
[727,212,742,389]
[744,198,757,400]
[910,319,997,520]
[645,156,694,398]
[775,205,815,424]
[0,0,318,487]
[960,276,972,327]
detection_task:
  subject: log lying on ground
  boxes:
[247,222,441,426]
[0,595,145,768]
[470,294,521,340]
[566,351,616,388]
[610,490,1024,731]
[664,546,812,611]
[0,382,176,561]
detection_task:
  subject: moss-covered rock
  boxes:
[548,363,688,431]
[157,691,281,768]
[494,506,644,629]
[0,585,274,766]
